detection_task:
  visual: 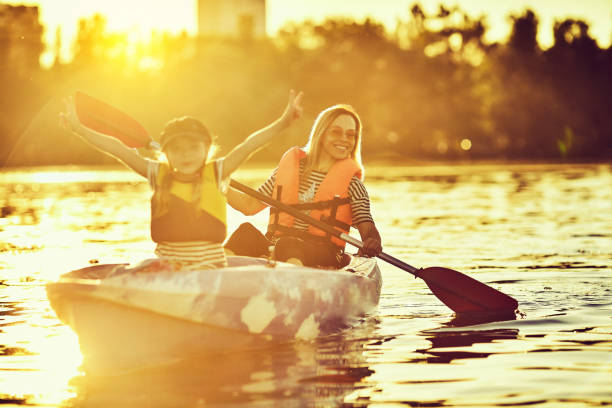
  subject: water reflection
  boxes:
[1,164,611,407]
[69,323,379,407]
[445,310,518,327]
[412,313,519,364]
[416,329,520,364]
[0,296,82,406]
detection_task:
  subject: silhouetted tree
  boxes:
[2,5,612,165]
[543,19,611,157]
[508,10,539,56]
[0,4,45,165]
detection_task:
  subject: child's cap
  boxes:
[160,116,211,149]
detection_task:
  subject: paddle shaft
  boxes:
[329,232,420,275]
[230,179,520,313]
[229,179,421,276]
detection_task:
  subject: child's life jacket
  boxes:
[151,161,227,243]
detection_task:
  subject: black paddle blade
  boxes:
[419,267,518,313]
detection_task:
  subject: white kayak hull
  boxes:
[46,256,382,370]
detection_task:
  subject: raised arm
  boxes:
[226,187,267,215]
[60,97,150,178]
[220,90,303,180]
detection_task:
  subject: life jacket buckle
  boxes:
[266,245,277,268]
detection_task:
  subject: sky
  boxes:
[4,0,612,65]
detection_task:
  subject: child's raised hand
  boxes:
[59,96,83,134]
[279,89,303,127]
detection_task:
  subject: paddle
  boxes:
[69,91,518,314]
[74,91,160,150]
[229,180,518,314]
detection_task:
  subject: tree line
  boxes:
[1,4,611,166]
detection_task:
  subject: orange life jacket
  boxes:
[267,147,361,249]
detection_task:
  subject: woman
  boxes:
[61,90,303,271]
[224,103,382,268]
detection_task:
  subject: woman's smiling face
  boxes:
[319,114,357,162]
[164,135,208,175]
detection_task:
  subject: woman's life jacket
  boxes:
[151,161,227,243]
[267,147,361,249]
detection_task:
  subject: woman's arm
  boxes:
[356,221,383,257]
[60,97,150,178]
[220,90,303,180]
[347,178,382,256]
[226,187,267,215]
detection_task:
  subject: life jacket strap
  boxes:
[265,225,345,251]
[268,196,351,232]
[268,196,350,214]
[272,185,283,226]
[325,195,339,241]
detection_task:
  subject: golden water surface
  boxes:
[0,162,611,407]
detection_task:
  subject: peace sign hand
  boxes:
[279,89,304,128]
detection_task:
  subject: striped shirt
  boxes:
[147,160,228,269]
[258,159,374,231]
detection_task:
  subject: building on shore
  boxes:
[0,4,44,72]
[197,0,266,39]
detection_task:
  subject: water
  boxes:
[1,162,611,407]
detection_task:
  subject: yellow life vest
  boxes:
[267,147,361,249]
[151,161,227,243]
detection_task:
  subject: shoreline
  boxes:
[1,157,611,173]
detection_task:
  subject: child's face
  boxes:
[164,136,208,175]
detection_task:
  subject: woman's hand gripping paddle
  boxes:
[67,91,518,315]
[229,180,519,315]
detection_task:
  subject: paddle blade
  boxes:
[419,267,518,313]
[74,91,151,148]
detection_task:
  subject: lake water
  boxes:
[0,162,611,407]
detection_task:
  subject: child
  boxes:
[61,90,303,270]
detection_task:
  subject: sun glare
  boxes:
[460,138,472,151]
[11,170,143,184]
[4,0,196,67]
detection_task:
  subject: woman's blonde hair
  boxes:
[303,104,364,179]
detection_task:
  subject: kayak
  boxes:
[46,255,381,370]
